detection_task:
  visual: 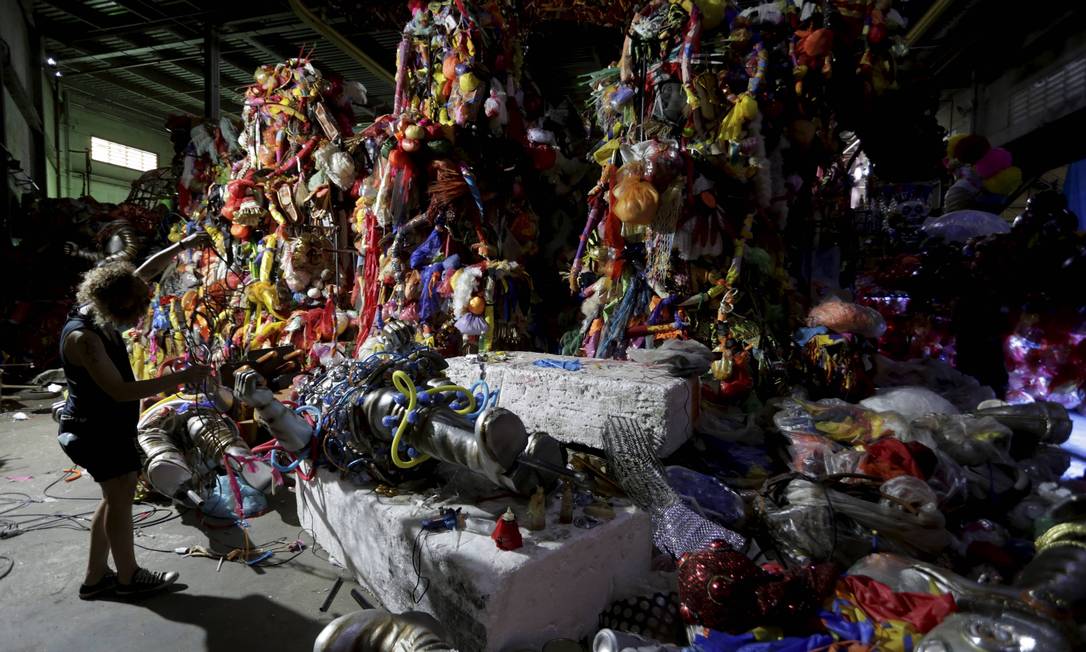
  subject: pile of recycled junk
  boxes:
[48,0,1084,649]
[85,313,1083,652]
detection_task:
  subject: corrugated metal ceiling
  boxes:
[36,0,622,129]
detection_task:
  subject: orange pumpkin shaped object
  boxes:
[613,177,660,225]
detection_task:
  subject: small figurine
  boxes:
[491,507,523,551]
[559,482,574,525]
[526,486,546,531]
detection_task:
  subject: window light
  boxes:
[90,136,158,172]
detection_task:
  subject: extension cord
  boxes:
[0,526,22,539]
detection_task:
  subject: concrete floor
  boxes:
[0,401,365,652]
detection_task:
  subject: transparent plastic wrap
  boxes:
[926,449,969,509]
[627,339,713,377]
[773,397,910,446]
[764,477,950,565]
[825,448,865,475]
[783,431,845,476]
[1018,445,1071,484]
[764,499,889,566]
[1008,493,1055,535]
[921,209,1010,242]
[960,461,1029,505]
[880,475,942,523]
[908,414,1012,466]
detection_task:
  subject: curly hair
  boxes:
[76,261,149,329]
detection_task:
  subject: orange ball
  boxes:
[468,296,486,315]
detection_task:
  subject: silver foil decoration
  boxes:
[602,416,745,556]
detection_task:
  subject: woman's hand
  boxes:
[173,364,212,386]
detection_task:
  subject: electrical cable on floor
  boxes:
[0,555,14,581]
[43,471,99,501]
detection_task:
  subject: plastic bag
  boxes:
[880,475,941,519]
[860,386,959,420]
[926,449,969,509]
[771,478,950,564]
[628,339,713,377]
[825,447,865,475]
[773,397,909,446]
[908,414,1012,466]
[873,355,996,412]
[783,432,844,476]
[1019,445,1071,484]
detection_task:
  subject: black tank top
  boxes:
[59,308,139,436]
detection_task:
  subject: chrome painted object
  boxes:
[916,613,1069,652]
[248,320,564,494]
[136,401,272,506]
[313,609,454,652]
[850,547,1083,651]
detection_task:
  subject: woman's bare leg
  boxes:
[100,472,138,583]
[84,498,111,584]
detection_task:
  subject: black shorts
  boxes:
[57,423,141,483]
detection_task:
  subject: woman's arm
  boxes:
[67,330,209,402]
[135,232,212,282]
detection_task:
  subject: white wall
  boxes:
[1,0,42,193]
[56,100,175,203]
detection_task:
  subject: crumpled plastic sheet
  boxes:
[860,386,960,420]
[627,339,713,378]
[874,355,996,412]
[922,209,1011,242]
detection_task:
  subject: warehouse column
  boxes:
[203,22,220,122]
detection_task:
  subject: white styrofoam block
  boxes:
[444,352,696,457]
[298,469,652,652]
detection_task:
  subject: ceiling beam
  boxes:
[51,23,304,65]
[35,8,297,45]
[38,1,112,30]
[239,35,288,63]
[59,47,261,78]
[70,72,204,115]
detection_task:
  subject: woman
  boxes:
[58,234,210,599]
